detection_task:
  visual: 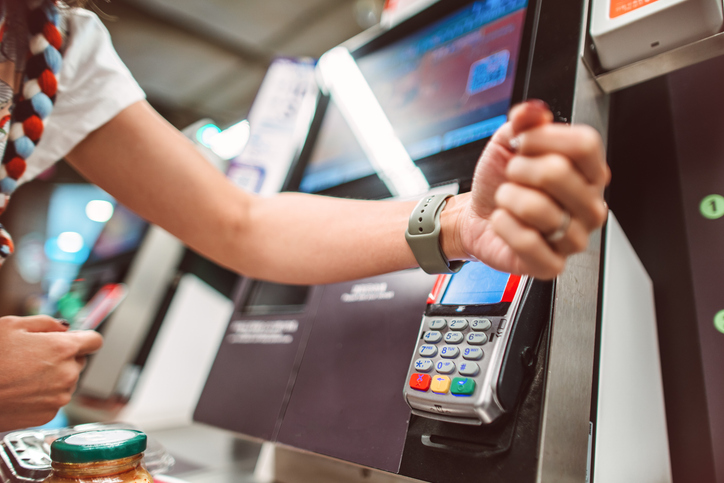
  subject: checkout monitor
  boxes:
[295,0,532,198]
[197,0,544,469]
[69,204,148,318]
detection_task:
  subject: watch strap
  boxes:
[405,193,465,274]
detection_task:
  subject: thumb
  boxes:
[19,316,70,333]
[509,99,554,137]
[67,330,104,356]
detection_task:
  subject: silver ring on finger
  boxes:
[546,210,571,243]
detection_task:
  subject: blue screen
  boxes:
[300,0,528,194]
[440,262,510,305]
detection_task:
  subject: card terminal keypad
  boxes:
[408,316,504,400]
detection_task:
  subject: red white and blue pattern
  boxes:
[0,0,63,265]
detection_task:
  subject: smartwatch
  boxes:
[405,193,465,274]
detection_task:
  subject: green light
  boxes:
[714,310,724,335]
[700,194,724,220]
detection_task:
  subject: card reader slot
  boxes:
[421,431,513,457]
[415,408,518,458]
[426,302,510,317]
[496,280,554,411]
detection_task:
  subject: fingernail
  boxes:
[58,319,70,327]
[525,99,551,111]
[508,136,521,153]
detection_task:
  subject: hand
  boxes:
[0,316,103,431]
[446,100,610,279]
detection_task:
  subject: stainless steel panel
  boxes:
[594,31,724,93]
[536,0,608,479]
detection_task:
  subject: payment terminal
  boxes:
[404,262,542,425]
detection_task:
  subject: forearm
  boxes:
[230,193,416,283]
[192,191,473,284]
[218,191,470,284]
[65,101,468,284]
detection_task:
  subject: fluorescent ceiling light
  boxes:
[85,200,114,223]
[57,232,84,254]
[197,120,251,160]
[196,123,221,146]
[317,46,429,198]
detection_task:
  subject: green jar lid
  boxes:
[50,429,147,464]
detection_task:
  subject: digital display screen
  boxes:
[300,0,528,194]
[440,262,511,305]
[86,205,147,263]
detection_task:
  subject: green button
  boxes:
[714,310,724,335]
[451,377,475,396]
[700,194,724,220]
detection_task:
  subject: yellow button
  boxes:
[431,375,451,394]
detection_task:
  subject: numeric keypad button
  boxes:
[413,359,433,372]
[435,360,456,374]
[429,319,446,330]
[440,346,460,359]
[466,333,488,345]
[444,332,464,344]
[424,331,443,343]
[471,318,492,331]
[419,345,438,357]
[449,319,468,331]
[459,361,480,376]
[462,347,484,360]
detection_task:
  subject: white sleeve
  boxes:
[20,9,146,184]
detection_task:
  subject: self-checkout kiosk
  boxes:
[4,0,722,481]
[192,0,674,481]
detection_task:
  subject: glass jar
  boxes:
[42,429,153,483]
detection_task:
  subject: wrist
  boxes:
[405,193,466,274]
[439,193,472,263]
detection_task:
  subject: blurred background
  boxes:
[0,0,385,318]
[97,0,382,128]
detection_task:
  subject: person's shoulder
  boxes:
[59,6,116,63]
[62,6,102,23]
[62,7,108,40]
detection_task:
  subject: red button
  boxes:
[409,373,431,391]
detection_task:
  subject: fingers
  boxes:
[495,183,562,232]
[0,321,97,433]
[506,154,608,231]
[489,100,554,150]
[76,355,89,372]
[484,101,608,278]
[494,183,591,256]
[490,209,565,279]
[14,315,69,333]
[512,123,609,187]
[509,100,554,136]
[67,330,104,356]
[0,408,59,433]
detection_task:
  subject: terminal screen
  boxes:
[86,205,147,263]
[440,262,511,306]
[300,0,529,194]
